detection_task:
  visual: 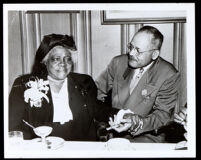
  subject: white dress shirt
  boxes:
[129,62,154,94]
[49,77,73,124]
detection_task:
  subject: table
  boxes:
[5,140,188,158]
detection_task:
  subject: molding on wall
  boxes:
[70,13,78,72]
[85,11,92,75]
[20,12,38,74]
[70,13,78,44]
[26,11,80,14]
[173,22,186,111]
[77,11,92,75]
[101,11,186,24]
[121,24,128,54]
[19,11,28,74]
[34,13,41,49]
[20,12,39,74]
[173,23,182,71]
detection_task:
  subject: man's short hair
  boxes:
[138,26,164,50]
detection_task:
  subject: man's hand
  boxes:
[108,115,132,133]
[174,107,187,130]
[123,113,143,135]
[107,109,143,134]
[106,109,134,133]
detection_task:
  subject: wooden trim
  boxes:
[173,23,182,71]
[70,13,78,72]
[173,22,186,112]
[77,11,92,75]
[19,11,28,74]
[19,11,38,74]
[85,11,92,76]
[34,13,41,49]
[121,24,128,54]
[101,11,186,24]
[26,11,80,14]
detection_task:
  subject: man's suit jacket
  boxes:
[9,72,113,141]
[95,54,180,142]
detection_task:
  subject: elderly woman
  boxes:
[9,34,117,141]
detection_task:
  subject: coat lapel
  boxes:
[29,75,54,124]
[117,67,134,107]
[123,59,159,113]
[45,86,54,121]
[40,75,54,122]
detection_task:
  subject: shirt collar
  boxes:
[141,61,154,72]
[134,61,154,75]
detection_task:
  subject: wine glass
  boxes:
[33,126,53,143]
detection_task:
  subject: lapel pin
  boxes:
[141,89,148,96]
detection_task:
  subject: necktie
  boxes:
[129,68,144,94]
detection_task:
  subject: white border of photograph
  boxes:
[3,3,196,158]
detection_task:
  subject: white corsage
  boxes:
[24,77,49,107]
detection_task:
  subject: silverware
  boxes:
[22,119,35,129]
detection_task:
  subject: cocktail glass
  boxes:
[33,126,52,143]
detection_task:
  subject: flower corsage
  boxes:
[141,89,150,99]
[24,77,49,107]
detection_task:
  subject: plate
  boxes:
[175,140,187,150]
[46,136,65,150]
[107,138,134,150]
[26,136,64,150]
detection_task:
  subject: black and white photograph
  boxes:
[3,3,196,158]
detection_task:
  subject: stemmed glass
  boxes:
[22,120,53,145]
[33,126,53,143]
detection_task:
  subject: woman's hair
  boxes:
[31,34,77,77]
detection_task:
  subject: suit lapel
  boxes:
[123,59,159,112]
[117,67,134,107]
[123,71,148,110]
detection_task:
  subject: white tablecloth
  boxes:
[5,139,188,158]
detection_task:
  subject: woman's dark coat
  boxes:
[9,72,116,141]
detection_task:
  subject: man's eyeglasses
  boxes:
[50,56,72,64]
[127,43,157,56]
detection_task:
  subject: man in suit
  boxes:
[95,26,180,142]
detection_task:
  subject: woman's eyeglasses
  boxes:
[50,56,72,64]
[127,43,157,56]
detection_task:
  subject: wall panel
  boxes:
[8,11,23,92]
[40,13,71,38]
[149,23,174,64]
[91,11,121,79]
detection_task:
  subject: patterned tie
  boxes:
[129,68,144,94]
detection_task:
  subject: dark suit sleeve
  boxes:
[133,72,181,136]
